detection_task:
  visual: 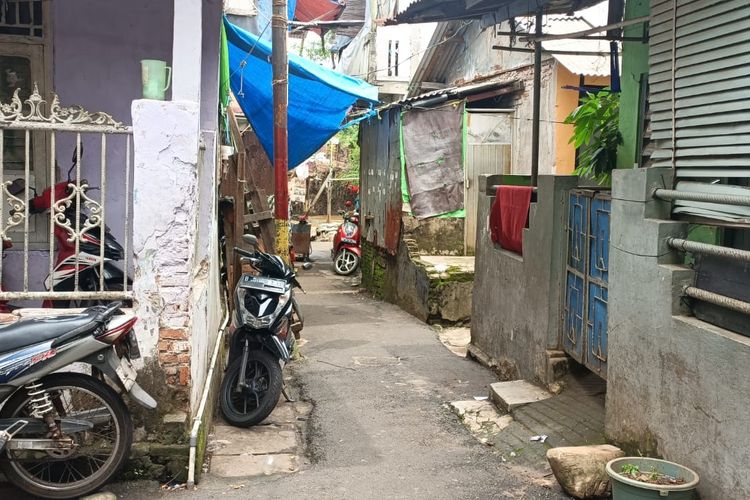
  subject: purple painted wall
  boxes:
[4,0,221,302]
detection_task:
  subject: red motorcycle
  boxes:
[331,210,361,276]
[14,149,129,307]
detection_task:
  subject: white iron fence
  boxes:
[0,84,133,304]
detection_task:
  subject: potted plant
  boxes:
[606,457,700,499]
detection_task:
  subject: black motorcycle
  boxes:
[219,235,303,427]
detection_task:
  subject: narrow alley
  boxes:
[103,241,570,499]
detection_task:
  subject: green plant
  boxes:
[648,466,660,481]
[335,125,360,184]
[621,463,640,477]
[304,31,334,63]
[564,88,623,185]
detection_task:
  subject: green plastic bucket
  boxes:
[141,59,171,100]
[606,457,699,500]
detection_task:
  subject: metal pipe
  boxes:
[683,286,750,316]
[186,308,231,488]
[125,137,131,290]
[521,15,651,42]
[668,238,750,263]
[495,32,644,41]
[653,188,750,207]
[492,45,611,56]
[0,291,132,300]
[488,185,538,194]
[49,132,56,292]
[530,9,543,188]
[23,130,29,292]
[99,134,107,291]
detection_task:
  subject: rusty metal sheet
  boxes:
[360,109,402,254]
[401,104,465,219]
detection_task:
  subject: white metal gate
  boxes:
[0,84,133,303]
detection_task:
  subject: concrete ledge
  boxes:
[490,380,553,413]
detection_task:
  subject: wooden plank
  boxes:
[227,106,276,252]
[244,210,273,223]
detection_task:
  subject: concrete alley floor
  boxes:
[23,241,574,500]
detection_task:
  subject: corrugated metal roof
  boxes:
[389,0,603,25]
[394,78,521,106]
[540,6,617,77]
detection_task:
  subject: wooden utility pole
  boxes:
[272,0,290,260]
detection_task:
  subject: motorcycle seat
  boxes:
[0,313,98,353]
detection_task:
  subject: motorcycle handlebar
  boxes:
[92,301,123,324]
[234,247,256,259]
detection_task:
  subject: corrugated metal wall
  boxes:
[649,0,750,178]
[465,144,511,253]
[359,109,402,254]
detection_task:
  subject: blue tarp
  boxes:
[224,17,378,169]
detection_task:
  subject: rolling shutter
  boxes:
[648,0,750,178]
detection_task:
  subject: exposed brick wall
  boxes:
[157,328,191,389]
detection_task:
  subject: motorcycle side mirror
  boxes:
[7,178,24,196]
[242,234,258,248]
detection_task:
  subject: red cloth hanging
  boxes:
[489,185,533,255]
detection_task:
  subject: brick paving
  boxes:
[488,369,607,471]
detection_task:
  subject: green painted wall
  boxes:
[616,0,650,170]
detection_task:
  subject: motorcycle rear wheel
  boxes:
[220,350,282,427]
[0,373,133,499]
[334,248,360,276]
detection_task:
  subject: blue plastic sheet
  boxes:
[224,17,378,169]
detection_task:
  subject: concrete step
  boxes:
[489,380,553,413]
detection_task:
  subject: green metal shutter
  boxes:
[648,0,750,178]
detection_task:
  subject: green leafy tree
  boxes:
[564,89,623,185]
[335,125,360,184]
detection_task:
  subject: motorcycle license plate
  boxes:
[342,238,357,244]
[242,275,286,292]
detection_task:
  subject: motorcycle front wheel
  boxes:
[334,248,360,276]
[0,373,133,499]
[220,350,282,427]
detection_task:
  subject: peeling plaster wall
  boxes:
[131,99,200,359]
[470,174,575,384]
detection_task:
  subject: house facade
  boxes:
[604,0,750,498]
[0,0,225,478]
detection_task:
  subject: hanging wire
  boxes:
[227,19,272,82]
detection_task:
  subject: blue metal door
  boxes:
[563,190,610,378]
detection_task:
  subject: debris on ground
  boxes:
[449,400,513,444]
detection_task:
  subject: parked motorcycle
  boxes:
[14,149,130,307]
[219,234,303,427]
[331,210,361,276]
[0,301,155,498]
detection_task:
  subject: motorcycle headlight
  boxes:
[237,287,292,329]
